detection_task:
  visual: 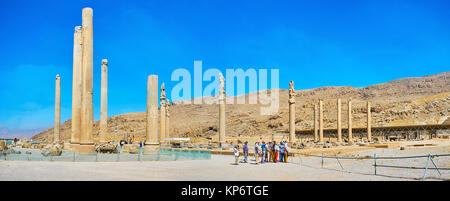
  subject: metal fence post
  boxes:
[374,153,377,175]
[137,148,141,162]
[321,153,324,168]
[349,156,358,173]
[429,155,442,177]
[422,154,431,181]
[335,154,344,170]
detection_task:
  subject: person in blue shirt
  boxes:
[279,142,285,162]
[260,141,266,164]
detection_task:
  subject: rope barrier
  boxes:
[293,152,448,180]
[295,153,450,160]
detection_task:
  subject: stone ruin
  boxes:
[95,143,119,154]
[41,144,63,157]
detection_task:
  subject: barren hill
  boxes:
[31,72,450,143]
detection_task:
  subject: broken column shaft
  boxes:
[99,59,108,143]
[54,74,61,144]
[80,7,94,148]
[367,101,372,141]
[348,98,353,142]
[146,75,159,145]
[337,98,342,142]
[71,26,82,146]
[319,100,324,142]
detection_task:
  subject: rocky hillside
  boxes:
[31,72,450,143]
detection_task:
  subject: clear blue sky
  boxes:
[0,0,449,132]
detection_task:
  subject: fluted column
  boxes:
[348,98,353,142]
[71,26,82,145]
[319,99,324,142]
[54,75,61,144]
[288,81,296,143]
[146,75,159,145]
[337,98,342,142]
[80,7,94,148]
[99,59,108,143]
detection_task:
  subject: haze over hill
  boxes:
[31,72,450,143]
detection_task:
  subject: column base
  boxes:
[76,144,95,153]
[144,145,160,152]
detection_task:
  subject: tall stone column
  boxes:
[165,99,170,139]
[160,83,166,143]
[337,98,342,142]
[314,104,318,142]
[319,100,324,142]
[99,59,108,143]
[219,73,226,144]
[80,7,94,149]
[288,81,296,143]
[146,75,159,145]
[367,101,372,141]
[54,74,61,144]
[71,26,82,146]
[348,98,353,142]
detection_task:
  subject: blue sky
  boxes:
[0,0,449,134]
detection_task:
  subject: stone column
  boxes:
[146,75,159,145]
[348,98,353,142]
[319,99,324,142]
[99,59,108,143]
[314,104,318,142]
[337,98,342,142]
[165,99,170,139]
[219,73,226,144]
[71,26,82,146]
[367,101,372,141]
[160,83,166,143]
[288,81,296,143]
[80,7,94,149]
[54,74,61,144]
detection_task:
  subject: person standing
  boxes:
[233,145,239,165]
[260,141,266,164]
[243,141,249,163]
[255,142,260,165]
[267,141,272,162]
[284,142,289,163]
[274,142,279,163]
[280,142,285,162]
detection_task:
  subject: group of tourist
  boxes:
[233,141,290,165]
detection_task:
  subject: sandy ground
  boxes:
[1,142,449,181]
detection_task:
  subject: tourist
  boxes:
[243,141,249,163]
[279,142,284,162]
[284,142,289,162]
[261,141,266,164]
[274,142,279,163]
[267,141,272,162]
[233,145,239,165]
[254,142,260,164]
